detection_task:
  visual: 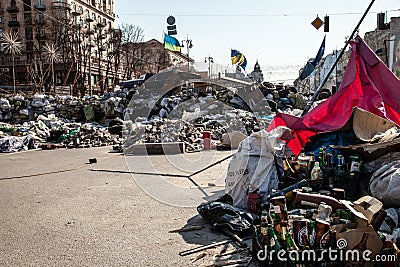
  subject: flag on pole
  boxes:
[299,35,326,80]
[164,33,181,52]
[231,49,247,70]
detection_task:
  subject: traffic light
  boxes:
[324,16,329,32]
[377,13,390,30]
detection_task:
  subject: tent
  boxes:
[267,36,400,155]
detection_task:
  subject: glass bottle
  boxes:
[350,232,369,266]
[285,232,299,251]
[308,152,315,179]
[311,161,323,180]
[268,223,281,252]
[259,216,269,246]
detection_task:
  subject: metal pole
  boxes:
[12,55,16,94]
[52,59,55,92]
[301,0,376,117]
[187,42,190,70]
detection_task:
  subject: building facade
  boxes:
[364,16,400,77]
[0,0,117,95]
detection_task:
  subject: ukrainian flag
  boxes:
[164,33,181,52]
[231,49,247,70]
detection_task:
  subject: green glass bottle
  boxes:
[285,232,299,251]
[268,224,281,252]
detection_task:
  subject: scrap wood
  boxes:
[169,225,204,233]
[204,258,250,267]
[191,252,208,263]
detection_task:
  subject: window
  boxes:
[11,28,18,36]
[10,14,18,22]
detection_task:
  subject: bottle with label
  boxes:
[311,161,323,180]
[259,215,269,246]
[298,151,310,179]
[285,232,299,251]
[268,223,281,252]
[335,154,344,188]
[325,153,335,189]
[347,155,361,199]
[308,152,316,179]
[282,156,296,180]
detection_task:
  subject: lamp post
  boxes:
[96,20,106,94]
[204,56,213,78]
[181,36,193,70]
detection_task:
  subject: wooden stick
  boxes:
[169,225,204,233]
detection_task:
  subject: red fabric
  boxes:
[267,36,400,155]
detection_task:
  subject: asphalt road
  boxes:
[0,147,252,266]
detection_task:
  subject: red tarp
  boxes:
[267,36,400,155]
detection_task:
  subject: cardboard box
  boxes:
[340,200,369,228]
[336,225,383,267]
[353,196,383,224]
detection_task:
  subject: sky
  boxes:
[114,0,400,70]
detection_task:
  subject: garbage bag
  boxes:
[225,126,290,209]
[369,161,400,207]
[197,200,257,233]
[379,208,400,234]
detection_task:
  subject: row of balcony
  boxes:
[6,2,69,13]
[7,18,46,27]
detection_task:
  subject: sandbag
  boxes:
[369,160,400,207]
[225,126,290,209]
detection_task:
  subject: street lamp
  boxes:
[204,56,213,78]
[181,37,193,70]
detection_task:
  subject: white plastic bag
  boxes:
[225,126,290,209]
[369,161,400,207]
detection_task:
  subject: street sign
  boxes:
[311,16,324,30]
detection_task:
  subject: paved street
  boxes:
[0,147,244,266]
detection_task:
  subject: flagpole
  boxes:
[301,0,376,117]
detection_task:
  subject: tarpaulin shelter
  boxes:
[267,36,400,155]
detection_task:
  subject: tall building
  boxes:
[0,0,117,95]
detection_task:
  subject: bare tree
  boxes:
[119,23,145,80]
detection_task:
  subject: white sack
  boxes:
[225,126,289,209]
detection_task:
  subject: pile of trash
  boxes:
[0,113,122,153]
[184,37,400,266]
[0,88,132,125]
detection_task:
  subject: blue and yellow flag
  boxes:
[164,33,181,52]
[231,49,247,70]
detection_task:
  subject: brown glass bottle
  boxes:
[350,232,369,267]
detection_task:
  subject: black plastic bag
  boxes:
[197,197,258,233]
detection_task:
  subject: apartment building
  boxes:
[0,0,117,95]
